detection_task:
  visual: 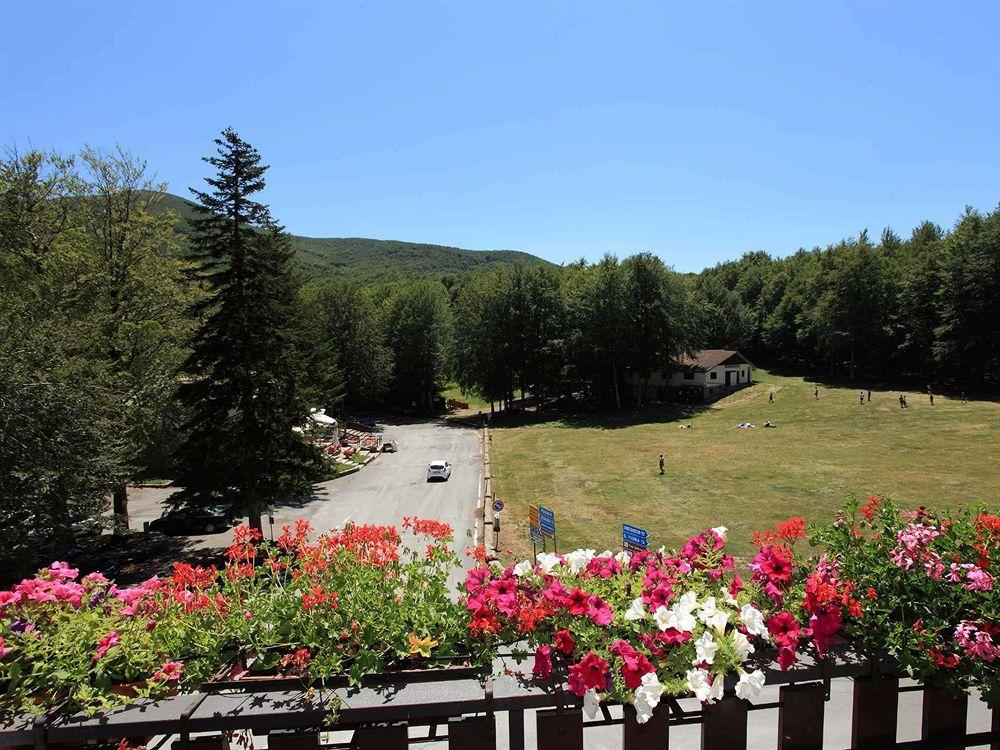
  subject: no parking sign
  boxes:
[492,499,504,512]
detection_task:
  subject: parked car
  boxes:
[149,504,235,535]
[382,440,398,453]
[426,460,452,481]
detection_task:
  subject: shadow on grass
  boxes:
[483,400,715,431]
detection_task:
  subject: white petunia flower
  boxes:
[685,668,712,701]
[694,632,718,665]
[678,591,699,611]
[624,597,647,621]
[565,549,596,574]
[633,671,665,724]
[536,552,562,575]
[739,604,768,637]
[583,689,600,719]
[656,601,697,633]
[735,669,765,700]
[653,605,672,631]
[698,597,730,633]
[731,631,755,662]
[711,526,728,539]
[707,672,725,703]
[598,550,615,559]
[614,550,631,565]
[513,560,533,577]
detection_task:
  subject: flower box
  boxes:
[201,653,484,692]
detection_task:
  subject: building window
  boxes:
[684,372,694,380]
[710,371,717,380]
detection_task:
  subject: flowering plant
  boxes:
[215,518,487,684]
[463,527,773,723]
[810,496,998,706]
[0,517,486,718]
[745,515,866,672]
[0,561,232,718]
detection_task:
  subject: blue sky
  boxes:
[2,1,997,272]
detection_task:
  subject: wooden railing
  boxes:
[3,643,997,750]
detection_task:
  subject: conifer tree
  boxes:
[174,128,319,530]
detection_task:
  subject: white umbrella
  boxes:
[309,408,337,426]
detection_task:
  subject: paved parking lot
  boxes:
[127,419,482,558]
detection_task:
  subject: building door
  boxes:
[725,371,732,386]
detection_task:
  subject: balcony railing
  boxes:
[3,642,997,750]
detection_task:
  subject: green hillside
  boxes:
[155,192,549,279]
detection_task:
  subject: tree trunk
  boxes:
[612,363,622,410]
[249,508,264,535]
[112,483,129,536]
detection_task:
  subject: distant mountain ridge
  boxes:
[155,192,550,279]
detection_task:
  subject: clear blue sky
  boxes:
[2,1,997,272]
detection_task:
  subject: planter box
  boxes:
[202,655,484,693]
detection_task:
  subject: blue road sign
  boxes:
[623,523,649,548]
[539,506,556,536]
[529,525,544,544]
[492,499,505,512]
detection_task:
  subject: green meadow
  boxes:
[490,370,1000,561]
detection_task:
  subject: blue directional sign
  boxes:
[529,525,544,544]
[623,523,649,549]
[538,506,556,537]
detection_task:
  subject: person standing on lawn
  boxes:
[659,454,665,475]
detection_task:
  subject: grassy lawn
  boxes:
[490,370,1000,561]
[440,381,490,410]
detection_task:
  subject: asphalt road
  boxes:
[127,419,482,558]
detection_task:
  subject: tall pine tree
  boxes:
[174,128,319,530]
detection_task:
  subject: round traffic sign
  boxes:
[492,499,505,512]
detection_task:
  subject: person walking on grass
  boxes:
[814,386,819,400]
[867,389,871,402]
[860,391,865,404]
[930,391,935,406]
[899,394,905,409]
[769,392,773,403]
[659,454,665,475]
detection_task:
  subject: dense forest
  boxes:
[2,133,997,577]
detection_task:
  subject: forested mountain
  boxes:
[155,192,549,279]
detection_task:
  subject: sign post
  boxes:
[529,504,542,557]
[622,523,650,554]
[492,499,504,550]
[539,505,557,553]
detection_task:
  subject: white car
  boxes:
[426,460,452,481]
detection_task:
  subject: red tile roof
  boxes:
[677,349,752,371]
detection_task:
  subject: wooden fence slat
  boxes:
[355,722,409,750]
[623,703,669,750]
[508,708,526,750]
[850,676,899,749]
[701,696,749,750]
[921,685,967,750]
[267,728,321,749]
[778,681,825,750]
[449,715,496,750]
[536,707,583,750]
